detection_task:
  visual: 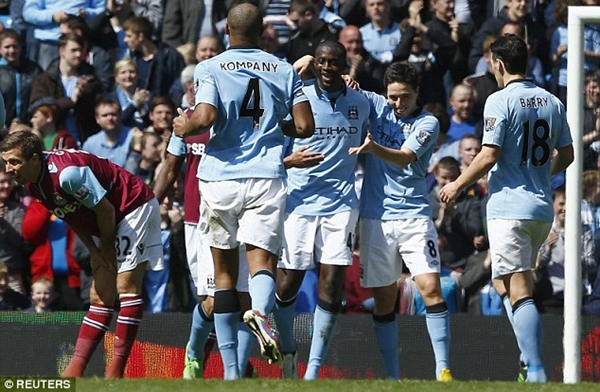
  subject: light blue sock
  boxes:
[273,296,297,354]
[249,271,276,315]
[187,303,214,359]
[513,299,546,382]
[503,295,526,365]
[425,309,450,379]
[304,305,338,380]
[237,322,254,376]
[214,311,240,380]
[373,315,400,380]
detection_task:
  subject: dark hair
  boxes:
[149,96,176,113]
[58,32,85,49]
[61,14,91,40]
[123,16,153,40]
[436,156,461,172]
[0,130,43,160]
[383,61,420,92]
[553,185,566,200]
[490,34,528,75]
[315,40,347,62]
[0,29,21,46]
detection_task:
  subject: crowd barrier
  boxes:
[2,312,600,381]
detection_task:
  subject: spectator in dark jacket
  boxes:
[0,29,43,127]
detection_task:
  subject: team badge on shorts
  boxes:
[348,105,359,120]
[484,117,496,132]
[416,130,431,145]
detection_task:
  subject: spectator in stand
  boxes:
[457,134,487,197]
[0,29,43,127]
[0,261,30,310]
[129,0,165,43]
[123,16,186,100]
[581,169,600,252]
[338,25,385,94]
[196,34,224,63]
[287,0,339,64]
[29,103,78,150]
[463,35,500,122]
[106,58,151,131]
[537,185,597,315]
[144,96,176,145]
[583,70,600,170]
[161,0,207,49]
[426,102,460,172]
[394,1,448,107]
[22,197,84,311]
[0,160,26,295]
[125,131,163,186]
[59,14,115,92]
[473,21,545,88]
[550,0,600,105]
[178,65,196,111]
[22,0,105,71]
[429,156,487,270]
[177,43,197,67]
[29,32,104,145]
[447,83,478,143]
[360,0,400,66]
[26,277,57,313]
[81,98,133,168]
[468,0,549,74]
[259,24,280,56]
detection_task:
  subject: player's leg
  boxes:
[404,218,452,381]
[61,263,117,377]
[238,178,287,365]
[360,218,402,380]
[235,248,257,377]
[105,198,164,378]
[304,211,356,380]
[183,223,214,379]
[273,212,315,378]
[489,219,551,383]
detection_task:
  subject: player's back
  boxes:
[195,48,304,181]
[483,80,572,221]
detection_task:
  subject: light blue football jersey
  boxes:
[482,79,572,221]
[285,81,370,215]
[359,22,401,64]
[193,47,309,181]
[360,91,439,220]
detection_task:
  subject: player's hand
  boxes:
[349,132,374,155]
[342,74,360,90]
[439,181,460,204]
[173,108,189,136]
[293,55,315,79]
[285,146,324,168]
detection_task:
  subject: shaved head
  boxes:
[227,3,264,41]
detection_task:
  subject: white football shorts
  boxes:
[488,219,552,279]
[360,217,441,288]
[116,198,164,273]
[199,178,286,255]
[278,209,359,270]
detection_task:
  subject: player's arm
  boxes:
[551,144,574,175]
[440,144,500,203]
[91,197,117,257]
[282,101,314,138]
[349,132,417,168]
[174,105,216,137]
[153,152,185,203]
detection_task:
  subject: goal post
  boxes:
[564,5,600,384]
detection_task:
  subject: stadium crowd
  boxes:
[0,0,598,339]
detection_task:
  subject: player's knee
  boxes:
[202,296,215,316]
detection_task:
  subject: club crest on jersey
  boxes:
[484,117,496,132]
[416,130,431,145]
[73,186,91,200]
[48,162,58,173]
[52,193,67,206]
[348,105,359,120]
